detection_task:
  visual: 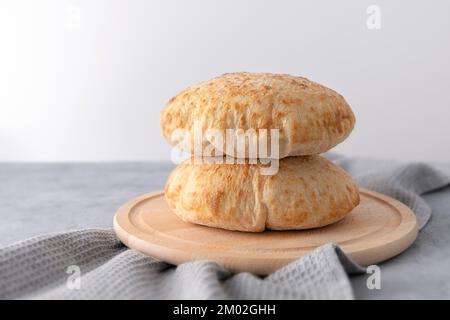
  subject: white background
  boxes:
[1,0,449,162]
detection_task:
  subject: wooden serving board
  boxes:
[113,188,418,274]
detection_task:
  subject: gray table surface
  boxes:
[1,162,450,299]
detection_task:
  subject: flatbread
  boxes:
[165,155,360,232]
[160,72,355,158]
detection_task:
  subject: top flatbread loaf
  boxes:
[160,72,355,158]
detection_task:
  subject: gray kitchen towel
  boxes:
[325,153,450,229]
[0,155,449,299]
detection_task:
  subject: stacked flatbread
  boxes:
[160,72,359,232]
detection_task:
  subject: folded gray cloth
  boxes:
[1,155,449,299]
[325,153,450,229]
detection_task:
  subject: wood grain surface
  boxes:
[113,188,418,274]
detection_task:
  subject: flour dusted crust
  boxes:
[160,72,355,158]
[164,155,360,232]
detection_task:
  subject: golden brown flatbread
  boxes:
[165,155,360,232]
[160,72,355,158]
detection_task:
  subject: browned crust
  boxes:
[160,72,355,158]
[165,155,360,232]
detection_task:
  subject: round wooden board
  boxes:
[113,188,418,275]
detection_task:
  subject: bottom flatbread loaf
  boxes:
[165,155,360,232]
